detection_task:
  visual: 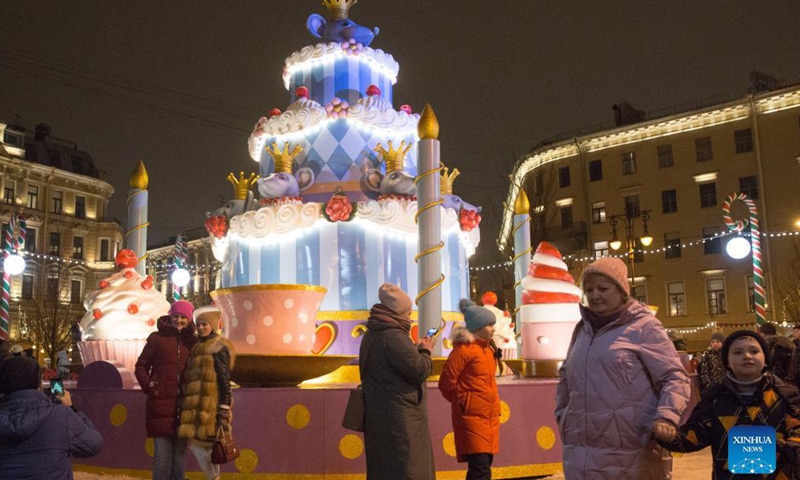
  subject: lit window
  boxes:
[72,236,84,260]
[594,241,609,258]
[622,151,637,175]
[667,282,686,316]
[3,180,15,205]
[51,191,63,214]
[707,278,726,315]
[591,201,606,224]
[26,185,39,210]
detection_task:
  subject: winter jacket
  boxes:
[360,316,436,480]
[0,389,102,480]
[698,347,726,393]
[438,325,500,462]
[135,315,198,438]
[769,335,795,381]
[659,373,800,480]
[178,332,236,442]
[555,300,691,480]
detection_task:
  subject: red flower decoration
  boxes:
[459,208,482,232]
[204,215,229,239]
[323,194,356,222]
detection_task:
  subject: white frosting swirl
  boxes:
[229,202,322,238]
[247,98,327,159]
[348,100,420,131]
[210,199,481,259]
[283,43,399,88]
[487,305,517,355]
[80,269,169,341]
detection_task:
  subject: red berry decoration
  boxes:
[141,276,154,290]
[481,291,498,306]
[204,215,229,239]
[295,86,309,98]
[115,249,138,269]
[400,104,412,114]
[92,308,103,320]
[458,209,481,232]
[366,84,381,96]
[147,318,156,327]
[324,195,355,222]
[269,108,282,117]
[127,303,139,315]
[123,270,133,279]
[99,280,109,288]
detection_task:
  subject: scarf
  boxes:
[580,300,631,333]
[727,372,765,403]
[369,303,412,331]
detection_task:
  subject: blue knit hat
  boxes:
[460,299,496,333]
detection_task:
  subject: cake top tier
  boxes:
[282,42,399,90]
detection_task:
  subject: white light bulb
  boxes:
[3,254,25,275]
[726,237,751,259]
[171,268,191,287]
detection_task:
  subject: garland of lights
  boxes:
[470,229,800,272]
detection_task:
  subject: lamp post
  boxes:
[608,210,653,292]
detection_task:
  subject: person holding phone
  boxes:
[0,356,102,479]
[438,299,500,480]
[360,283,436,480]
[135,301,198,480]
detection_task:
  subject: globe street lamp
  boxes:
[609,210,653,290]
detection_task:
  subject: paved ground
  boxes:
[75,449,713,479]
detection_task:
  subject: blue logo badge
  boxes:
[727,425,776,474]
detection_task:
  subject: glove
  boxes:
[652,419,678,442]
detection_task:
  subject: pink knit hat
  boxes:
[580,257,630,296]
[169,300,195,320]
[378,283,413,315]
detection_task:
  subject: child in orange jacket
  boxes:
[438,299,501,480]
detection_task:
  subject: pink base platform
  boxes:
[521,321,579,360]
[71,377,563,479]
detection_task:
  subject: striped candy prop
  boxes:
[172,234,188,301]
[722,192,765,325]
[1,213,26,339]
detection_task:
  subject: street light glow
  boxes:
[171,268,191,287]
[726,237,750,259]
[3,254,25,275]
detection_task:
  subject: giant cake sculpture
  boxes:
[519,242,581,375]
[77,249,168,374]
[206,0,481,359]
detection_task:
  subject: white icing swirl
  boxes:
[283,43,399,88]
[348,103,420,131]
[80,269,169,341]
[229,203,322,238]
[247,98,327,159]
[217,199,480,257]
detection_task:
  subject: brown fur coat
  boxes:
[177,334,235,442]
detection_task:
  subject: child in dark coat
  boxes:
[659,330,800,479]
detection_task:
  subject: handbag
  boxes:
[211,423,240,464]
[341,385,365,432]
[341,335,376,432]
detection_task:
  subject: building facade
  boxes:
[499,85,800,350]
[0,122,123,352]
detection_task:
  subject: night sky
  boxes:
[1,1,798,291]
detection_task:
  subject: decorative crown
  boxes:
[226,172,259,200]
[265,142,303,174]
[375,140,412,173]
[323,0,356,19]
[440,164,460,195]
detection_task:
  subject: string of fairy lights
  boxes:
[470,228,800,272]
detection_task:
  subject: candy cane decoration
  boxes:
[172,234,188,301]
[722,192,765,325]
[1,213,26,339]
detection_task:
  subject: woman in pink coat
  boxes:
[555,257,690,479]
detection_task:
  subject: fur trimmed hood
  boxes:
[450,324,477,345]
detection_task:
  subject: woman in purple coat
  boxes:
[135,301,198,480]
[555,257,691,479]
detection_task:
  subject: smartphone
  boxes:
[49,378,64,398]
[426,327,438,338]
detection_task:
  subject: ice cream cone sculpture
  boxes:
[519,242,581,361]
